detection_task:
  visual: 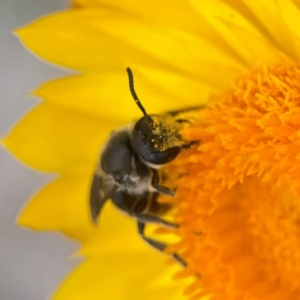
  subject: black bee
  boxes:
[90,68,196,266]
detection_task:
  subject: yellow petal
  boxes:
[239,0,297,59]
[139,60,242,94]
[53,254,191,300]
[16,9,244,77]
[73,0,201,33]
[4,102,119,173]
[189,0,284,67]
[276,0,300,60]
[33,71,213,120]
[17,165,97,241]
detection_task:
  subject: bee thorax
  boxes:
[115,174,153,195]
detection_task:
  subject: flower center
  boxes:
[163,64,300,300]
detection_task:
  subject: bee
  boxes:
[90,68,197,266]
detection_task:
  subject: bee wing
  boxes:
[90,172,115,225]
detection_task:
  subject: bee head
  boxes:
[126,68,181,165]
[132,115,180,165]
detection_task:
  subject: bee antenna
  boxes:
[126,67,149,118]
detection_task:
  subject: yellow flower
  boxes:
[5,0,300,299]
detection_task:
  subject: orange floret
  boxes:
[164,64,300,300]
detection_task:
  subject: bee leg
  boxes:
[181,140,199,149]
[137,221,187,267]
[133,211,177,228]
[152,183,175,196]
[152,169,175,196]
[168,106,204,116]
[175,119,192,124]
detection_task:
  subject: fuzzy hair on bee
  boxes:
[90,68,198,266]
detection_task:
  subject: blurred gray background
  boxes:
[0,1,80,299]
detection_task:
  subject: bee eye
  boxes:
[149,147,180,164]
[133,116,181,165]
[141,134,148,146]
